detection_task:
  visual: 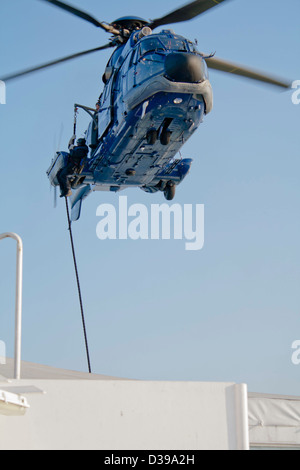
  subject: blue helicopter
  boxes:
[3,0,291,222]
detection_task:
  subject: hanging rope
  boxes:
[65,197,92,374]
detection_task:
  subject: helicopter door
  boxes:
[98,78,113,139]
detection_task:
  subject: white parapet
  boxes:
[0,376,249,451]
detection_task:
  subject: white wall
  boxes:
[0,380,248,450]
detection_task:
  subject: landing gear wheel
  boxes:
[164,183,176,201]
[147,129,158,145]
[160,130,172,146]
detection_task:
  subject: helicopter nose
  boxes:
[165,53,206,84]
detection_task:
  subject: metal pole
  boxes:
[0,233,23,380]
[235,384,250,450]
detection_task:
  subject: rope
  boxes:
[65,197,92,374]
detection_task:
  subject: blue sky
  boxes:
[0,0,300,395]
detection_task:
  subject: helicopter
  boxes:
[2,0,292,222]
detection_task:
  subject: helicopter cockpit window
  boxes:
[160,36,188,52]
[139,38,165,57]
[103,46,124,84]
[107,46,124,69]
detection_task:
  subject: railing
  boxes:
[0,233,23,380]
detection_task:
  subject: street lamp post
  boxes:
[0,233,23,380]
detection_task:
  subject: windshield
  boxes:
[160,36,188,52]
[140,37,165,56]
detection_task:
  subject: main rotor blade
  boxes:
[40,0,120,35]
[206,56,291,89]
[149,0,228,30]
[1,44,114,82]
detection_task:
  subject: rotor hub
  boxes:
[110,17,149,32]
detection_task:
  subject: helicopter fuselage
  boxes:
[48,28,213,220]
